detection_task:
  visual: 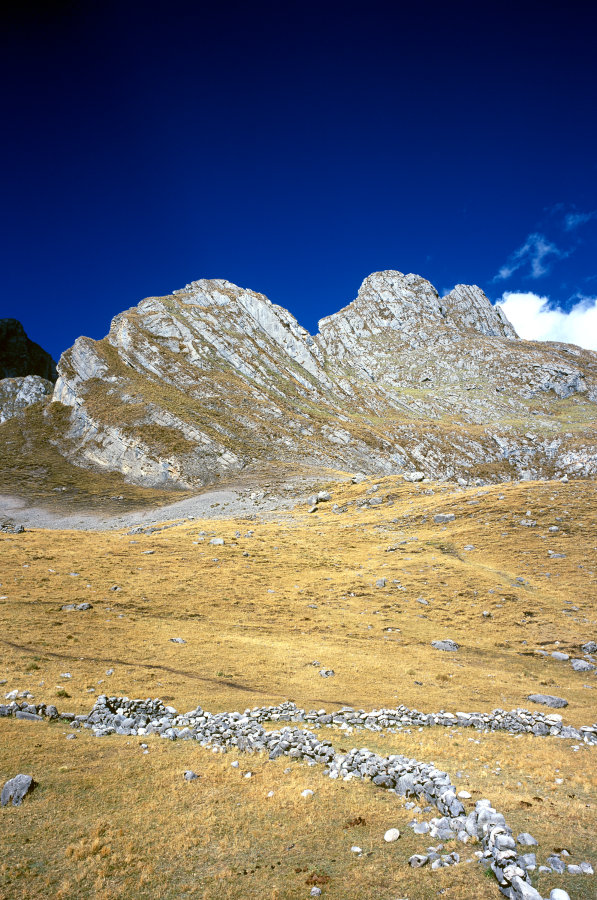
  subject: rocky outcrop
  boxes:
[13,271,597,488]
[0,319,57,381]
[0,375,54,424]
[442,284,517,338]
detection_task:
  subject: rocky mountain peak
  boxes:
[2,270,595,491]
[105,277,328,389]
[315,271,518,365]
[442,284,518,338]
[318,270,516,340]
[0,319,57,381]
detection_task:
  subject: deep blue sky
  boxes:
[2,0,596,361]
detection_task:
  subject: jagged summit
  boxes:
[0,318,57,381]
[441,284,518,338]
[0,319,56,428]
[316,272,517,364]
[1,271,596,490]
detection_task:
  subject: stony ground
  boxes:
[0,474,595,899]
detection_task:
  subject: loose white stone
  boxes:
[384,828,400,842]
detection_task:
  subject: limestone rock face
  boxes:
[0,319,57,381]
[441,284,517,338]
[30,271,597,487]
[0,375,54,424]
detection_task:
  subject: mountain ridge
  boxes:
[0,318,57,381]
[2,271,596,490]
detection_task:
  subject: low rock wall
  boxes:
[2,695,595,899]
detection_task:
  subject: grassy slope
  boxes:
[0,476,596,899]
[0,403,188,513]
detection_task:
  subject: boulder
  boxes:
[527,694,568,708]
[1,774,34,806]
[432,640,460,652]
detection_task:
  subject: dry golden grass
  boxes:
[1,717,510,900]
[1,475,596,898]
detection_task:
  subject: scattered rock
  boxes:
[527,694,568,708]
[547,855,566,874]
[183,770,198,781]
[1,774,34,806]
[170,637,186,644]
[0,522,24,534]
[571,658,595,672]
[431,640,460,652]
[383,828,400,842]
[516,833,538,846]
[433,514,455,524]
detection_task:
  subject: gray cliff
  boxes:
[9,271,597,487]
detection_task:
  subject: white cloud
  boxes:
[564,209,597,231]
[497,291,597,351]
[494,232,566,281]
